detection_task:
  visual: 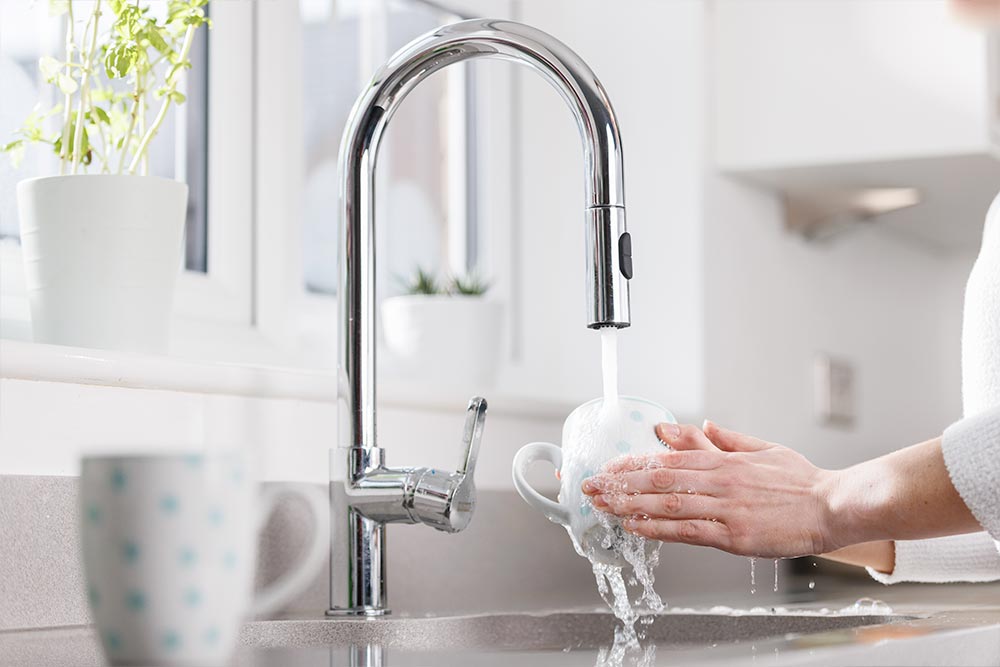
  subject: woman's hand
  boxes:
[581,421,840,558]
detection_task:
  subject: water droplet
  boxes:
[808,580,816,590]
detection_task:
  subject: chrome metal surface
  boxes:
[586,206,630,327]
[333,18,632,615]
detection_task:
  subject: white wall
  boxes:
[702,175,974,470]
[512,0,708,418]
[0,377,562,491]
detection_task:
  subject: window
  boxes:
[0,1,209,271]
[253,0,499,370]
[0,0,513,376]
[299,0,481,300]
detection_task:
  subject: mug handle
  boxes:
[250,483,330,617]
[512,442,572,527]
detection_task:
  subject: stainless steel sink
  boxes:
[241,611,906,650]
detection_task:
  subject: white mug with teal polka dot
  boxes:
[512,396,676,567]
[80,452,329,666]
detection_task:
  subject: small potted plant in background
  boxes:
[382,267,504,390]
[2,0,210,353]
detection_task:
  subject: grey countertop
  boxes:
[3,583,1000,666]
[3,477,998,665]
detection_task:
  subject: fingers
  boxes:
[622,518,732,551]
[655,422,717,451]
[599,448,721,475]
[583,464,716,497]
[702,420,770,452]
[592,489,720,520]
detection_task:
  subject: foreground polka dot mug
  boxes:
[80,452,328,666]
[512,396,676,566]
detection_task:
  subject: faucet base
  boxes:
[326,607,391,617]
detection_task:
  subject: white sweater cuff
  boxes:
[942,405,1000,540]
[867,532,1000,584]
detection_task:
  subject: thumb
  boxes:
[702,420,770,452]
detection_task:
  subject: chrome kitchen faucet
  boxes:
[330,18,632,616]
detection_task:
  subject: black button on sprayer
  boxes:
[619,231,633,279]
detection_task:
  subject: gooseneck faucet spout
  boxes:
[330,18,632,616]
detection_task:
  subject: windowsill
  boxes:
[0,339,337,402]
[0,339,575,418]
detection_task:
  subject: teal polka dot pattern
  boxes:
[104,631,122,652]
[88,585,100,609]
[126,590,146,611]
[178,547,197,567]
[110,468,127,492]
[183,588,201,608]
[159,495,179,514]
[629,410,644,422]
[122,541,140,564]
[162,631,181,651]
[615,440,631,453]
[79,452,268,664]
[86,505,102,524]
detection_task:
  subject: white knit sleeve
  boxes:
[867,407,1000,584]
[942,405,1000,539]
[867,532,1000,584]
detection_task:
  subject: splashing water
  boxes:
[569,403,665,643]
[773,559,779,593]
[839,597,894,615]
[565,329,665,666]
[595,636,657,667]
[601,328,620,408]
[749,557,757,594]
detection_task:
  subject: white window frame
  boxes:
[173,1,254,328]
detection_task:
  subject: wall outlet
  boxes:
[814,354,855,427]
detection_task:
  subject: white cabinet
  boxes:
[713,0,996,169]
[712,0,1000,253]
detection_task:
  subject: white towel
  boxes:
[871,191,1000,584]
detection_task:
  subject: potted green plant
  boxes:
[3,0,210,353]
[381,268,504,390]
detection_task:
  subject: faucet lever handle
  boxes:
[458,396,488,479]
[407,396,487,533]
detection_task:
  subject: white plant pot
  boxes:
[381,295,504,391]
[16,175,188,353]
